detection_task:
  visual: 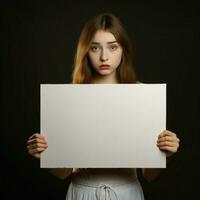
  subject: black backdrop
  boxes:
[1,1,199,200]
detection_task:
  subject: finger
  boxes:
[158,130,176,138]
[157,141,179,148]
[27,138,48,146]
[157,141,176,147]
[28,147,46,154]
[29,133,40,139]
[158,145,178,153]
[157,135,175,143]
[27,143,48,150]
[157,137,179,144]
[29,133,46,140]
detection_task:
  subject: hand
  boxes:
[157,130,180,157]
[27,133,48,159]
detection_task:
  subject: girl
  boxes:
[27,13,180,200]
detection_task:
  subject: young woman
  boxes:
[27,13,180,200]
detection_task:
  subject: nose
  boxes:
[100,49,109,61]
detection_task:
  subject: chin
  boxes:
[99,72,112,76]
[98,69,113,76]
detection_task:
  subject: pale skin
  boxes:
[27,30,180,181]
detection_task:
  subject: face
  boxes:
[88,30,123,76]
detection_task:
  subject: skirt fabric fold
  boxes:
[65,168,144,200]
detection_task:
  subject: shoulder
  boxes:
[136,81,143,84]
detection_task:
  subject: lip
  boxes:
[99,64,110,69]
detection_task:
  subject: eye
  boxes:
[109,45,118,51]
[90,46,100,52]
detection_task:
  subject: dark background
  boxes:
[1,1,199,200]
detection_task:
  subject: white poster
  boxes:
[40,84,166,168]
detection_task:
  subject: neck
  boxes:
[91,72,119,84]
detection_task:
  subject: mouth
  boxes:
[99,64,110,70]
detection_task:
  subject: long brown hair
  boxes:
[72,13,137,84]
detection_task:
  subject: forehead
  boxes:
[91,30,117,43]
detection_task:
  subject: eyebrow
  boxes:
[91,41,118,45]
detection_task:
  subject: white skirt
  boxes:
[65,168,144,200]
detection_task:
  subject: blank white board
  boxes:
[40,84,166,168]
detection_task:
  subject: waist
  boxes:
[71,168,138,187]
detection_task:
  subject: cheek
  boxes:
[88,53,98,67]
[113,52,123,66]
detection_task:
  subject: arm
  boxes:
[46,168,73,180]
[27,133,73,180]
[142,168,164,182]
[142,130,180,182]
